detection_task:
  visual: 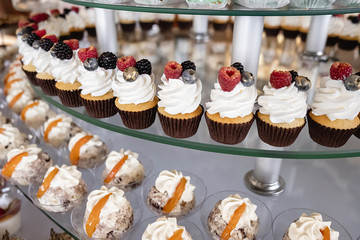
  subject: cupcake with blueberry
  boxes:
[65,7,86,40]
[6,89,34,114]
[308,62,360,147]
[257,70,310,147]
[78,51,117,118]
[112,56,158,129]
[0,124,28,161]
[205,63,257,145]
[20,99,55,129]
[157,60,203,138]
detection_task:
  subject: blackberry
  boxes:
[135,59,152,75]
[348,15,359,24]
[355,72,360,76]
[64,8,71,15]
[181,60,196,71]
[39,38,54,52]
[289,70,298,82]
[23,26,35,35]
[98,52,117,70]
[58,14,66,19]
[231,62,244,73]
[53,42,73,60]
[26,32,40,46]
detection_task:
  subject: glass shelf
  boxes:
[61,0,360,16]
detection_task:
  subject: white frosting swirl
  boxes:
[78,66,115,96]
[66,11,85,29]
[159,14,175,21]
[6,78,32,96]
[258,82,307,123]
[219,194,258,232]
[5,66,26,82]
[155,170,195,202]
[328,17,344,36]
[142,217,192,240]
[43,114,73,143]
[113,71,155,105]
[44,164,81,188]
[68,132,104,156]
[264,16,282,27]
[58,17,70,35]
[206,81,256,118]
[51,51,80,84]
[22,44,37,65]
[38,16,62,37]
[6,144,42,171]
[341,19,360,38]
[105,149,141,177]
[33,48,52,74]
[17,37,27,56]
[288,213,339,240]
[311,77,360,121]
[281,16,301,28]
[178,14,193,21]
[79,8,96,26]
[158,74,202,115]
[139,13,156,21]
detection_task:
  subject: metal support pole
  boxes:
[304,15,331,56]
[94,8,117,53]
[191,15,209,42]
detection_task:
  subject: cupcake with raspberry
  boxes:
[20,100,55,129]
[65,7,86,40]
[78,51,117,118]
[38,10,67,39]
[112,56,158,129]
[157,61,203,138]
[205,63,257,145]
[308,62,360,147]
[257,70,309,147]
[6,89,34,114]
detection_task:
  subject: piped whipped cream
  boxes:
[44,164,81,189]
[158,74,202,115]
[68,132,104,156]
[105,149,142,178]
[288,213,339,240]
[38,16,62,37]
[311,77,360,121]
[33,48,53,74]
[22,43,37,66]
[51,50,80,84]
[328,16,344,36]
[6,145,42,171]
[206,81,256,118]
[79,8,96,26]
[258,82,307,123]
[340,19,360,38]
[43,114,73,142]
[142,217,192,240]
[6,89,33,112]
[78,66,115,96]
[66,11,85,29]
[0,124,26,158]
[159,14,175,21]
[264,16,282,27]
[155,170,195,202]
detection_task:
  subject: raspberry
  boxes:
[330,62,353,81]
[26,32,40,46]
[71,6,80,13]
[50,9,60,16]
[63,39,79,50]
[42,34,57,43]
[270,70,292,89]
[98,52,117,70]
[231,62,244,73]
[135,59,152,75]
[30,13,49,23]
[289,70,298,82]
[181,60,196,71]
[39,38,54,52]
[18,19,29,28]
[164,61,182,80]
[33,29,46,38]
[117,56,136,71]
[78,46,98,63]
[218,67,241,92]
[52,42,73,60]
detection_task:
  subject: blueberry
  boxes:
[123,67,139,82]
[181,69,197,84]
[50,45,56,57]
[84,58,98,71]
[32,40,40,50]
[294,76,311,91]
[241,71,255,87]
[21,33,29,42]
[344,75,360,91]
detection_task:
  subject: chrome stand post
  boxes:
[191,15,209,42]
[94,8,117,53]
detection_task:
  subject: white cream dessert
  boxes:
[51,49,80,85]
[283,213,339,240]
[147,170,196,216]
[38,16,63,38]
[1,144,52,185]
[327,16,344,46]
[4,76,32,97]
[68,132,108,168]
[66,10,85,36]
[102,149,145,190]
[208,194,259,240]
[6,89,33,114]
[0,192,21,236]
[37,164,87,212]
[142,217,192,240]
[79,7,96,32]
[83,186,133,238]
[0,113,10,126]
[116,11,136,33]
[177,14,193,30]
[20,100,55,129]
[0,124,28,160]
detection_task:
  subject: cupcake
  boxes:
[79,7,96,37]
[113,57,158,129]
[65,7,85,40]
[1,144,52,185]
[6,89,34,114]
[281,16,301,39]
[290,0,335,8]
[299,16,311,42]
[38,13,64,39]
[102,149,145,190]
[210,16,229,31]
[68,131,108,168]
[139,13,156,31]
[147,170,196,216]
[326,15,344,48]
[16,23,37,61]
[36,164,87,212]
[157,61,203,138]
[264,16,282,37]
[57,13,71,41]
[177,14,193,31]
[338,15,360,50]
[83,186,133,238]
[308,62,360,147]
[206,63,257,145]
[207,194,259,240]
[0,124,28,161]
[78,51,117,118]
[158,14,175,33]
[283,213,339,240]
[142,217,192,240]
[117,11,136,33]
[43,114,82,148]
[20,100,55,129]
[257,70,310,147]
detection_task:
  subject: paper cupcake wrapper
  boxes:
[326,36,338,46]
[282,29,299,39]
[256,115,305,147]
[70,31,84,40]
[264,27,280,37]
[205,113,254,145]
[85,27,96,37]
[22,67,38,86]
[58,35,70,41]
[353,128,360,139]
[158,106,204,138]
[307,113,359,148]
[81,96,117,118]
[57,88,83,107]
[117,105,157,129]
[120,23,136,33]
[37,78,57,96]
[338,38,358,50]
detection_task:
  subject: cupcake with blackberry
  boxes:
[0,124,28,161]
[20,100,55,129]
[157,60,203,138]
[308,62,360,147]
[65,7,86,40]
[112,56,158,129]
[6,89,34,114]
[78,51,117,118]
[205,63,257,145]
[16,22,37,60]
[1,144,52,185]
[257,70,310,147]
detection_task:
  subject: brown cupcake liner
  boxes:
[70,31,84,40]
[338,38,358,50]
[22,67,38,86]
[158,106,204,139]
[117,105,157,129]
[59,35,70,41]
[326,36,338,47]
[57,88,83,107]
[282,29,299,39]
[256,115,305,147]
[81,96,117,118]
[353,128,360,139]
[264,27,280,37]
[86,27,96,37]
[307,113,359,148]
[37,78,57,96]
[205,113,254,145]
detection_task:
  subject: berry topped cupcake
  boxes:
[257,70,310,147]
[157,60,203,138]
[308,62,360,147]
[206,62,257,144]
[112,56,158,129]
[65,7,86,40]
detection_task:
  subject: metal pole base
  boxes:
[190,32,209,42]
[244,170,285,196]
